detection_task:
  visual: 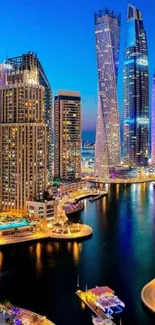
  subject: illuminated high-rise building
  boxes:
[123,4,149,166]
[94,9,121,179]
[5,52,53,181]
[54,90,81,181]
[0,53,50,214]
[151,73,155,164]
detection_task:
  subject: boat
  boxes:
[92,316,113,325]
[64,201,84,215]
[152,182,155,187]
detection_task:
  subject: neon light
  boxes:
[124,118,135,123]
[136,58,148,66]
[124,59,134,65]
[137,117,149,124]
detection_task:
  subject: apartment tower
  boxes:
[54,91,81,181]
[5,52,53,181]
[0,53,50,214]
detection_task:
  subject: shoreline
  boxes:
[141,279,155,313]
[0,224,93,246]
[0,304,55,325]
[85,178,155,184]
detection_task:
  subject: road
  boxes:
[141,279,155,312]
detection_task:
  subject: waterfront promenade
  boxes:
[84,177,155,184]
[0,304,55,324]
[0,224,92,246]
[141,279,155,312]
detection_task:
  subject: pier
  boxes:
[89,192,108,202]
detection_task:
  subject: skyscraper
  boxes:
[5,52,53,182]
[0,57,47,214]
[123,4,149,166]
[151,73,155,164]
[54,90,81,181]
[94,9,121,179]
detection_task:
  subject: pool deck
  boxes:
[0,224,93,246]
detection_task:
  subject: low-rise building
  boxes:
[26,199,59,220]
[58,180,87,196]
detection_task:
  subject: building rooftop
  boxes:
[127,3,142,21]
[58,90,80,97]
[94,8,121,22]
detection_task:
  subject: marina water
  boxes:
[0,183,155,324]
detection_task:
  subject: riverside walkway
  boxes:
[141,279,155,312]
[84,177,155,184]
[0,224,92,246]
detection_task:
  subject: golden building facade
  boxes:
[0,65,47,214]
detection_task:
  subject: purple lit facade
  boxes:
[151,74,155,164]
[94,9,121,179]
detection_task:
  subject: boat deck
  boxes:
[76,290,116,325]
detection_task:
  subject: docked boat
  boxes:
[63,201,84,215]
[92,316,113,325]
[152,182,155,187]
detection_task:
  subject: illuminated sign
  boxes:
[137,117,149,124]
[136,58,148,66]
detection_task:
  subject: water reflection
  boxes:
[53,242,60,252]
[36,242,42,272]
[0,184,155,325]
[0,251,3,270]
[46,243,53,254]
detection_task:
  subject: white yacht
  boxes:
[92,316,114,325]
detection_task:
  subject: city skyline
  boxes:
[0,0,154,132]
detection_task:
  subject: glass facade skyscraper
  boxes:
[123,4,149,166]
[151,73,155,164]
[94,9,121,179]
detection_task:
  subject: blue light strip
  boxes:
[124,59,134,65]
[124,118,135,123]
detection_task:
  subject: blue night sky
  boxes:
[0,0,154,140]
